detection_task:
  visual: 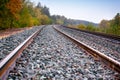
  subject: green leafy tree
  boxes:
[0,0,11,29]
[86,24,96,31]
[19,4,33,27]
[110,13,120,35]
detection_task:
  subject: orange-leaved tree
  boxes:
[6,0,22,28]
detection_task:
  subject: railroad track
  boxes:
[57,25,120,62]
[53,26,120,74]
[0,25,120,79]
[0,27,43,80]
[61,25,120,42]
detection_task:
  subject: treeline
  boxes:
[1,0,119,36]
[0,0,52,30]
[0,0,97,30]
[76,13,120,36]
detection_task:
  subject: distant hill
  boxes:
[51,15,98,27]
[64,19,98,26]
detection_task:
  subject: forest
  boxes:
[77,13,120,35]
[0,0,120,35]
[0,0,52,30]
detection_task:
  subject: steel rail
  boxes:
[53,26,120,74]
[0,27,42,80]
[61,25,120,42]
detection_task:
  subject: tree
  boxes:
[110,13,120,35]
[6,0,22,19]
[19,4,33,27]
[86,24,96,31]
[51,15,67,25]
[99,20,110,33]
[77,24,86,30]
[114,13,120,26]
[41,6,50,17]
[6,0,22,28]
[36,2,42,8]
[99,20,110,28]
[0,0,10,29]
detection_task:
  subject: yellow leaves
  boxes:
[6,0,22,19]
[34,8,42,18]
[0,0,51,29]
[77,24,86,30]
[40,15,51,24]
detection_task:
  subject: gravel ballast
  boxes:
[0,26,44,61]
[56,25,120,62]
[7,25,118,80]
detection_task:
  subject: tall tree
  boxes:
[6,0,22,28]
[99,20,110,33]
[36,2,42,8]
[41,6,50,17]
[110,13,120,35]
[114,13,120,26]
[6,0,22,18]
[0,0,52,30]
[0,0,10,29]
[19,3,33,27]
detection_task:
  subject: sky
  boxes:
[30,0,120,23]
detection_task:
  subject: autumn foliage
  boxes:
[0,0,51,30]
[6,0,22,19]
